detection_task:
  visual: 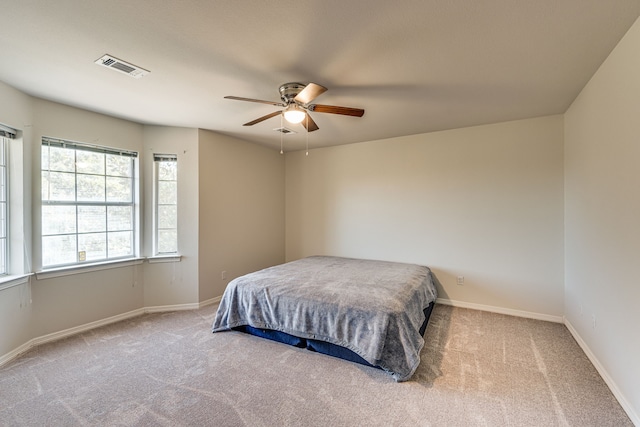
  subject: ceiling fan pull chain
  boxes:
[306,114,309,156]
[280,113,284,155]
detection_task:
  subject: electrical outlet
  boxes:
[592,314,596,329]
[221,271,227,280]
[456,276,464,286]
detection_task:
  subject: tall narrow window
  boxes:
[154,154,178,255]
[41,137,138,268]
[0,127,12,275]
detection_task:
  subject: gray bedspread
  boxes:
[211,256,438,381]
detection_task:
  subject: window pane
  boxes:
[45,171,76,201]
[158,205,177,229]
[76,150,105,175]
[158,161,177,181]
[0,166,6,203]
[157,229,177,253]
[107,206,132,231]
[154,156,177,256]
[77,174,105,202]
[42,235,77,266]
[0,203,5,239]
[78,233,106,261]
[41,173,49,201]
[108,231,132,257]
[41,145,49,171]
[42,205,76,235]
[48,146,76,172]
[106,176,132,202]
[106,154,132,177]
[158,181,177,205]
[0,239,5,274]
[78,206,106,233]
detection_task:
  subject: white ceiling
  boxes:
[1,1,639,151]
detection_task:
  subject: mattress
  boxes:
[233,302,435,370]
[212,256,438,381]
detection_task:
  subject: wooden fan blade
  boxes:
[294,83,327,105]
[301,113,319,132]
[243,111,282,126]
[308,104,365,117]
[225,96,285,107]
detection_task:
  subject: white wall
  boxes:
[0,81,33,274]
[30,99,145,337]
[198,129,285,301]
[1,21,638,416]
[0,81,33,130]
[0,81,34,363]
[142,126,200,307]
[564,17,640,422]
[0,79,286,360]
[286,115,565,317]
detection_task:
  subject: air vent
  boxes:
[273,127,297,134]
[94,54,149,78]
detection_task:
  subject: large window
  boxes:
[154,154,177,255]
[41,137,138,268]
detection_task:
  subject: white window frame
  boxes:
[153,154,178,256]
[0,123,33,289]
[41,137,139,269]
[0,133,9,275]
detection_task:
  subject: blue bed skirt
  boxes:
[233,301,435,369]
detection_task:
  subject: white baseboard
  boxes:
[0,307,145,367]
[437,299,637,425]
[145,296,221,313]
[198,295,222,308]
[144,302,201,313]
[0,297,222,369]
[31,308,147,347]
[436,298,564,323]
[564,318,639,426]
[0,341,35,367]
[4,295,635,425]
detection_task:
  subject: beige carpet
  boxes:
[0,304,632,426]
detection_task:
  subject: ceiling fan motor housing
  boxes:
[225,82,363,132]
[279,82,306,104]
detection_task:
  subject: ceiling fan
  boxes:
[224,82,364,132]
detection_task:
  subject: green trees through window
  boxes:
[41,138,138,268]
[154,154,177,254]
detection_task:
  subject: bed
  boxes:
[211,256,438,381]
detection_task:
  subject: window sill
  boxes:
[0,274,33,292]
[35,258,145,280]
[147,255,182,264]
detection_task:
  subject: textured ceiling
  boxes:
[1,1,639,151]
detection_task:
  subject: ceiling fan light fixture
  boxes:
[225,82,364,133]
[283,104,306,124]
